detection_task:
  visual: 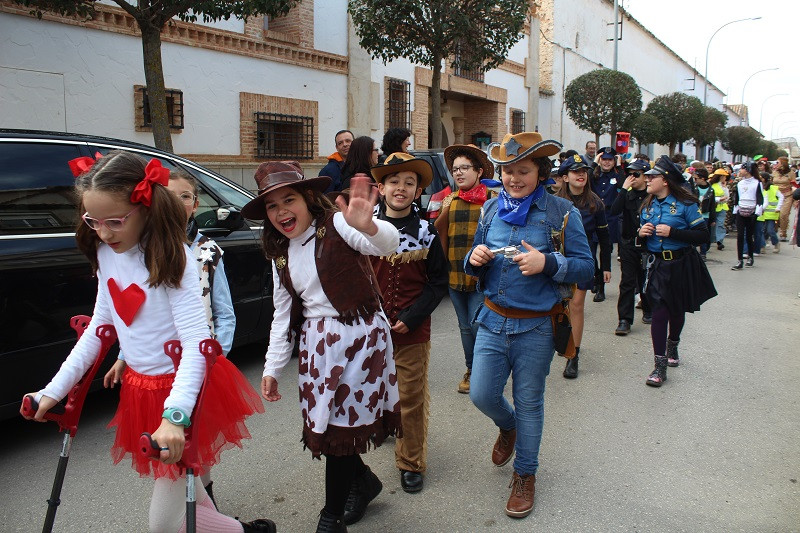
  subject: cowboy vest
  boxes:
[277,214,383,341]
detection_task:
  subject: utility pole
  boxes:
[613,0,619,70]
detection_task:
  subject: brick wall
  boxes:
[464,100,506,146]
[266,2,314,48]
[239,92,319,162]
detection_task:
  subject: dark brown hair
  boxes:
[74,150,187,287]
[448,147,484,176]
[342,136,376,178]
[169,169,198,196]
[260,185,336,260]
[640,178,699,212]
[557,171,602,214]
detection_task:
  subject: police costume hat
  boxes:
[487,132,562,165]
[644,155,685,186]
[598,147,617,159]
[557,154,591,176]
[626,159,650,172]
[741,161,759,176]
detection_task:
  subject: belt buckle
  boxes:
[662,250,673,261]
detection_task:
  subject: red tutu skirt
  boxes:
[108,358,264,480]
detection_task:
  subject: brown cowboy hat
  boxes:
[370,152,433,189]
[487,132,562,165]
[241,161,331,220]
[444,144,494,181]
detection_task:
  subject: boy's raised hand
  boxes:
[336,176,379,236]
[514,240,546,276]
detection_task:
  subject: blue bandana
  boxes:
[496,185,545,225]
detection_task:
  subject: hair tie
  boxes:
[130,159,170,206]
[68,152,103,177]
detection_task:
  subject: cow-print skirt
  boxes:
[297,311,402,458]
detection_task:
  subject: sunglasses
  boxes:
[627,171,643,178]
[82,205,141,232]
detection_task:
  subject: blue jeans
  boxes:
[449,288,483,369]
[765,219,779,246]
[714,210,727,243]
[469,319,555,475]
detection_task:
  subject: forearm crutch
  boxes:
[140,338,221,533]
[21,316,117,533]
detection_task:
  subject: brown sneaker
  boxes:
[491,428,516,466]
[458,370,471,394]
[505,471,535,518]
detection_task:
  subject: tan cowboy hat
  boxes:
[487,132,562,165]
[443,144,494,180]
[370,152,433,189]
[241,161,331,220]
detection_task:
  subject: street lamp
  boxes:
[740,67,780,124]
[703,17,761,106]
[777,122,800,139]
[770,111,799,139]
[758,93,789,134]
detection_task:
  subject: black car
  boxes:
[0,130,273,419]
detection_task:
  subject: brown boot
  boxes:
[491,428,516,466]
[505,471,535,518]
[458,370,471,394]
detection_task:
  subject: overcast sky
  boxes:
[622,0,800,141]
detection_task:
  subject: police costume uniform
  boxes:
[590,147,623,300]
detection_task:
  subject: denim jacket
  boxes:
[464,193,594,334]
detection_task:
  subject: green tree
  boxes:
[17,0,298,152]
[757,140,785,161]
[347,0,529,148]
[692,106,728,160]
[645,92,704,156]
[565,69,642,146]
[721,126,761,160]
[630,112,661,153]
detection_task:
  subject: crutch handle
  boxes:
[139,433,162,459]
[21,395,66,422]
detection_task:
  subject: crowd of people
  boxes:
[19,124,798,533]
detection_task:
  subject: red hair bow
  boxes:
[68,152,103,177]
[130,159,170,206]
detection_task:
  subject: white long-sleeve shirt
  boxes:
[40,244,211,414]
[263,213,399,380]
[734,177,767,214]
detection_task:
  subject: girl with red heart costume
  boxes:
[242,161,402,532]
[20,150,273,533]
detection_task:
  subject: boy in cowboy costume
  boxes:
[465,132,594,518]
[369,152,448,494]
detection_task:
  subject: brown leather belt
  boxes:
[483,298,564,319]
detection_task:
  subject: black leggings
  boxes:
[650,306,685,356]
[324,454,367,516]
[736,214,756,260]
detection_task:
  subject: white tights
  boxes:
[149,475,243,533]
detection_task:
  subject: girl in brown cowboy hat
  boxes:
[243,162,401,533]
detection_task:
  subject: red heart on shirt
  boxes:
[107,278,146,327]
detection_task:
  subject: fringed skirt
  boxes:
[108,357,264,479]
[298,312,402,458]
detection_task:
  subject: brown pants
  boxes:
[394,341,430,473]
[779,193,793,237]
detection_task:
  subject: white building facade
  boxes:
[0,0,733,189]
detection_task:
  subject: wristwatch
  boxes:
[162,407,191,427]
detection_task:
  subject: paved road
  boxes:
[1,238,798,532]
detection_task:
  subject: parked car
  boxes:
[0,130,273,420]
[408,149,455,220]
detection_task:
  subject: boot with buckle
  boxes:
[316,509,347,533]
[505,471,535,518]
[342,466,382,525]
[646,355,668,387]
[666,339,680,367]
[491,428,516,466]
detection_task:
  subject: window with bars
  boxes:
[254,112,313,159]
[453,43,485,83]
[511,109,526,134]
[139,87,184,129]
[386,78,410,129]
